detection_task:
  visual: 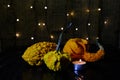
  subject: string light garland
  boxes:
[2,0,108,46]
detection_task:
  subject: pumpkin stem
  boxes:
[96,40,104,50]
[56,23,72,52]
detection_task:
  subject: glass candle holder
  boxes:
[72,59,86,71]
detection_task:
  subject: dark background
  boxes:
[0,0,120,53]
[0,1,120,80]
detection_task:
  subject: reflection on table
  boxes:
[0,50,120,80]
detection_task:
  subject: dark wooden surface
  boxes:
[0,46,120,80]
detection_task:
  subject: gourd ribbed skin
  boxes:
[43,51,71,71]
[63,38,87,60]
[83,45,105,62]
[63,38,105,62]
[22,42,57,66]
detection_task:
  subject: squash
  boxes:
[63,38,105,62]
[63,38,87,61]
[22,42,57,66]
[43,50,71,71]
[83,43,105,62]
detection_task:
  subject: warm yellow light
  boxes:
[61,27,64,30]
[30,6,33,9]
[96,37,99,39]
[31,37,34,40]
[43,23,45,26]
[86,9,90,13]
[98,8,101,11]
[88,23,91,26]
[70,11,74,16]
[67,13,69,16]
[50,35,54,39]
[44,6,47,9]
[38,23,41,26]
[16,19,20,22]
[38,22,45,26]
[7,4,10,7]
[75,28,78,31]
[16,33,20,37]
[104,21,107,24]
[86,37,89,40]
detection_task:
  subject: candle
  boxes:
[72,59,86,71]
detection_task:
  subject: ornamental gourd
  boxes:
[22,42,57,66]
[63,38,105,62]
[43,50,71,71]
[63,38,87,61]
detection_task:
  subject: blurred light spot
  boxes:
[75,28,78,31]
[16,33,20,38]
[7,4,10,7]
[88,23,91,26]
[96,37,99,39]
[30,6,33,9]
[61,27,64,30]
[44,6,47,9]
[31,37,34,40]
[43,23,45,26]
[67,13,69,16]
[70,11,74,16]
[50,35,54,39]
[16,19,20,22]
[86,37,89,40]
[38,23,41,26]
[104,21,107,24]
[86,9,90,13]
[98,8,101,11]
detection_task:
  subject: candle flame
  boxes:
[79,59,82,62]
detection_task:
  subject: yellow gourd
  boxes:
[22,42,57,66]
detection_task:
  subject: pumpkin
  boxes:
[63,38,88,61]
[63,38,105,62]
[83,42,105,62]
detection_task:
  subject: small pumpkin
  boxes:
[83,43,105,62]
[63,38,105,62]
[63,38,87,61]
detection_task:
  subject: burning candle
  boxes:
[72,59,86,71]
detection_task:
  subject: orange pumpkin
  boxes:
[83,43,105,62]
[63,38,87,61]
[63,38,105,62]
